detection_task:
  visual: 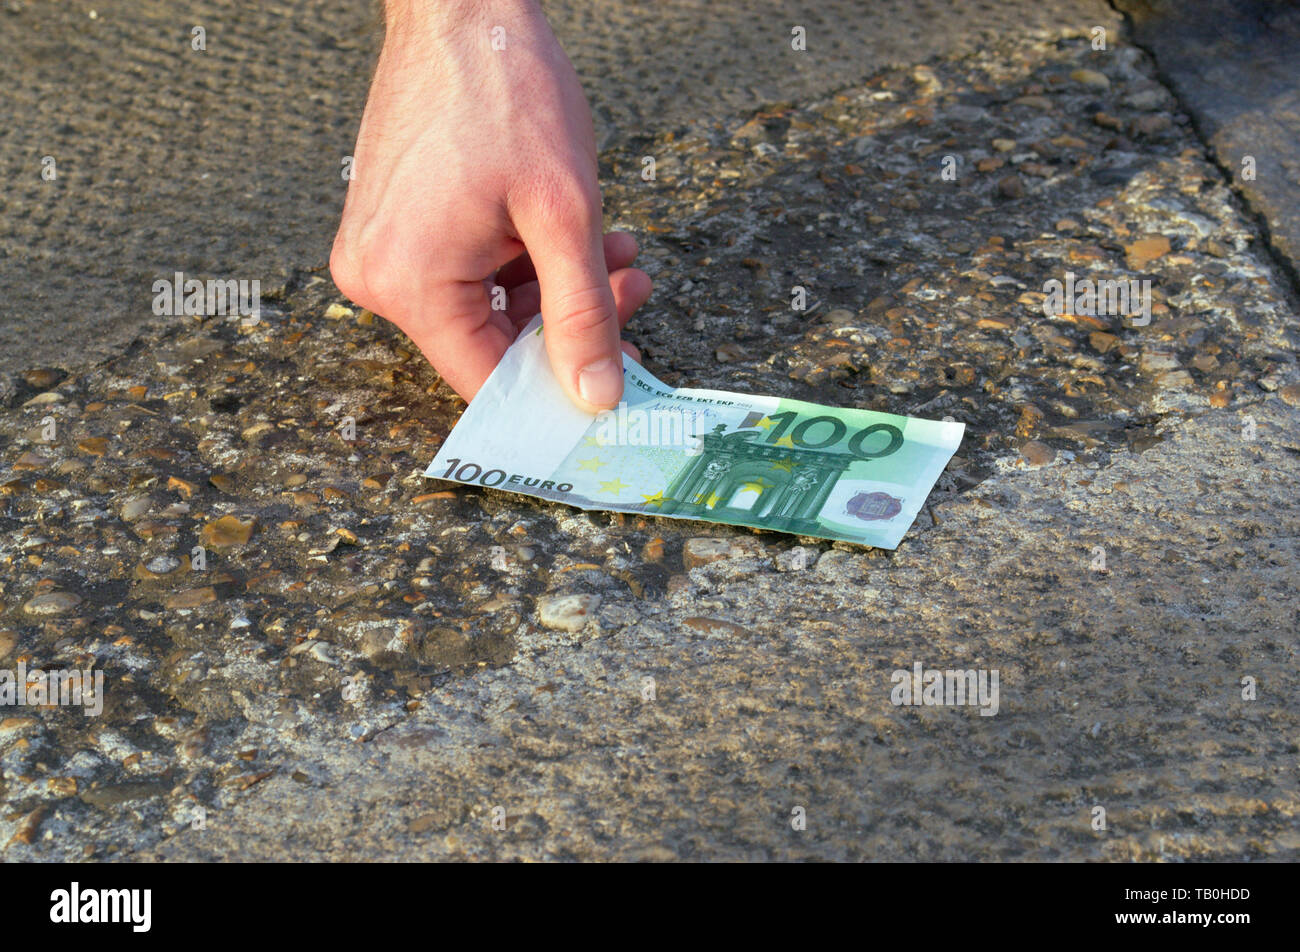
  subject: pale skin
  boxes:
[330,0,653,412]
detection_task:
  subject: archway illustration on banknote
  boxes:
[657,424,856,534]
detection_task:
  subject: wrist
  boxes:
[384,0,541,30]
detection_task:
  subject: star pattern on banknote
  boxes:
[641,490,666,507]
[772,435,796,448]
[754,416,777,430]
[577,456,606,472]
[582,436,607,447]
[599,478,630,496]
[769,457,795,473]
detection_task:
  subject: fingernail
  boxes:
[577,357,623,409]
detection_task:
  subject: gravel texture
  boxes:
[2,4,1298,861]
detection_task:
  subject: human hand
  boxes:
[330,0,652,411]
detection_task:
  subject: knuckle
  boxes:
[358,244,402,306]
[330,222,404,312]
[531,171,601,233]
[549,285,615,335]
[328,238,363,303]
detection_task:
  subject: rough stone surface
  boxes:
[537,594,601,632]
[1,0,1119,375]
[1116,0,1300,280]
[1,4,1298,862]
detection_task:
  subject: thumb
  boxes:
[518,204,625,413]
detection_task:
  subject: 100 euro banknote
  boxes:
[426,316,965,548]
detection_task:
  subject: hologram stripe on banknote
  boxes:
[426,316,964,548]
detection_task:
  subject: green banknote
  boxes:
[426,316,964,548]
